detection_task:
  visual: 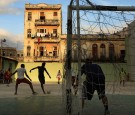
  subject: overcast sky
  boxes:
[0,0,135,50]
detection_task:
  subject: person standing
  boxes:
[30,62,51,94]
[80,59,110,115]
[4,68,12,86]
[56,70,62,84]
[119,68,126,87]
[10,64,37,95]
[71,69,78,95]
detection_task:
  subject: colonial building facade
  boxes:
[23,3,126,63]
[71,33,126,62]
[24,3,62,62]
[17,50,24,62]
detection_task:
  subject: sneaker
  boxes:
[105,110,110,115]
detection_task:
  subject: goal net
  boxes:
[62,0,135,115]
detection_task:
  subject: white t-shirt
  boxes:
[16,68,26,79]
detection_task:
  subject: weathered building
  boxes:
[17,50,24,62]
[0,47,17,69]
[23,3,127,63]
[23,3,62,62]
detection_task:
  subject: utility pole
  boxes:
[0,39,6,69]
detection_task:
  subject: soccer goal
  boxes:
[63,0,135,115]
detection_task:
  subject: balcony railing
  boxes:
[34,37,60,43]
[33,33,60,43]
[35,19,60,26]
[34,56,60,62]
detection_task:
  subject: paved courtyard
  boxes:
[0,82,135,115]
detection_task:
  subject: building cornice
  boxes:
[25,3,61,10]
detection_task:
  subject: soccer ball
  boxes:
[47,90,51,94]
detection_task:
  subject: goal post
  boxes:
[65,0,135,114]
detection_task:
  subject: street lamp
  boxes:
[0,39,6,69]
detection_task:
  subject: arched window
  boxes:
[82,44,88,60]
[92,44,98,60]
[53,46,57,57]
[100,44,106,60]
[109,43,115,61]
[39,46,44,56]
[27,46,31,56]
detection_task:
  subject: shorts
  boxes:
[39,77,45,84]
[16,78,31,85]
[82,77,105,100]
[58,77,60,81]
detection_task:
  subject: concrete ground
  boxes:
[0,81,135,115]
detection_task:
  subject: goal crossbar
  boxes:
[70,5,135,11]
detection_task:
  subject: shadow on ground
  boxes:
[0,95,135,115]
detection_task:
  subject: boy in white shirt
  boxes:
[10,64,37,95]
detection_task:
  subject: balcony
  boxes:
[34,37,60,43]
[34,56,60,62]
[35,19,60,26]
[34,33,60,43]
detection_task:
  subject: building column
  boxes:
[127,21,135,81]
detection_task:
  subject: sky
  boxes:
[0,0,135,50]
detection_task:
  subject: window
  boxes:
[52,29,57,37]
[120,50,125,62]
[40,29,44,33]
[100,44,106,61]
[27,46,31,56]
[53,29,57,33]
[100,44,105,48]
[100,44,106,56]
[109,43,115,61]
[27,29,31,38]
[39,46,44,56]
[34,49,35,56]
[37,29,46,33]
[92,44,98,60]
[40,12,45,20]
[17,54,20,57]
[53,46,57,50]
[53,46,57,57]
[10,52,12,56]
[44,29,46,33]
[2,51,5,56]
[53,12,57,16]
[28,12,32,21]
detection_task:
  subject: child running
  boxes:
[10,64,37,95]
